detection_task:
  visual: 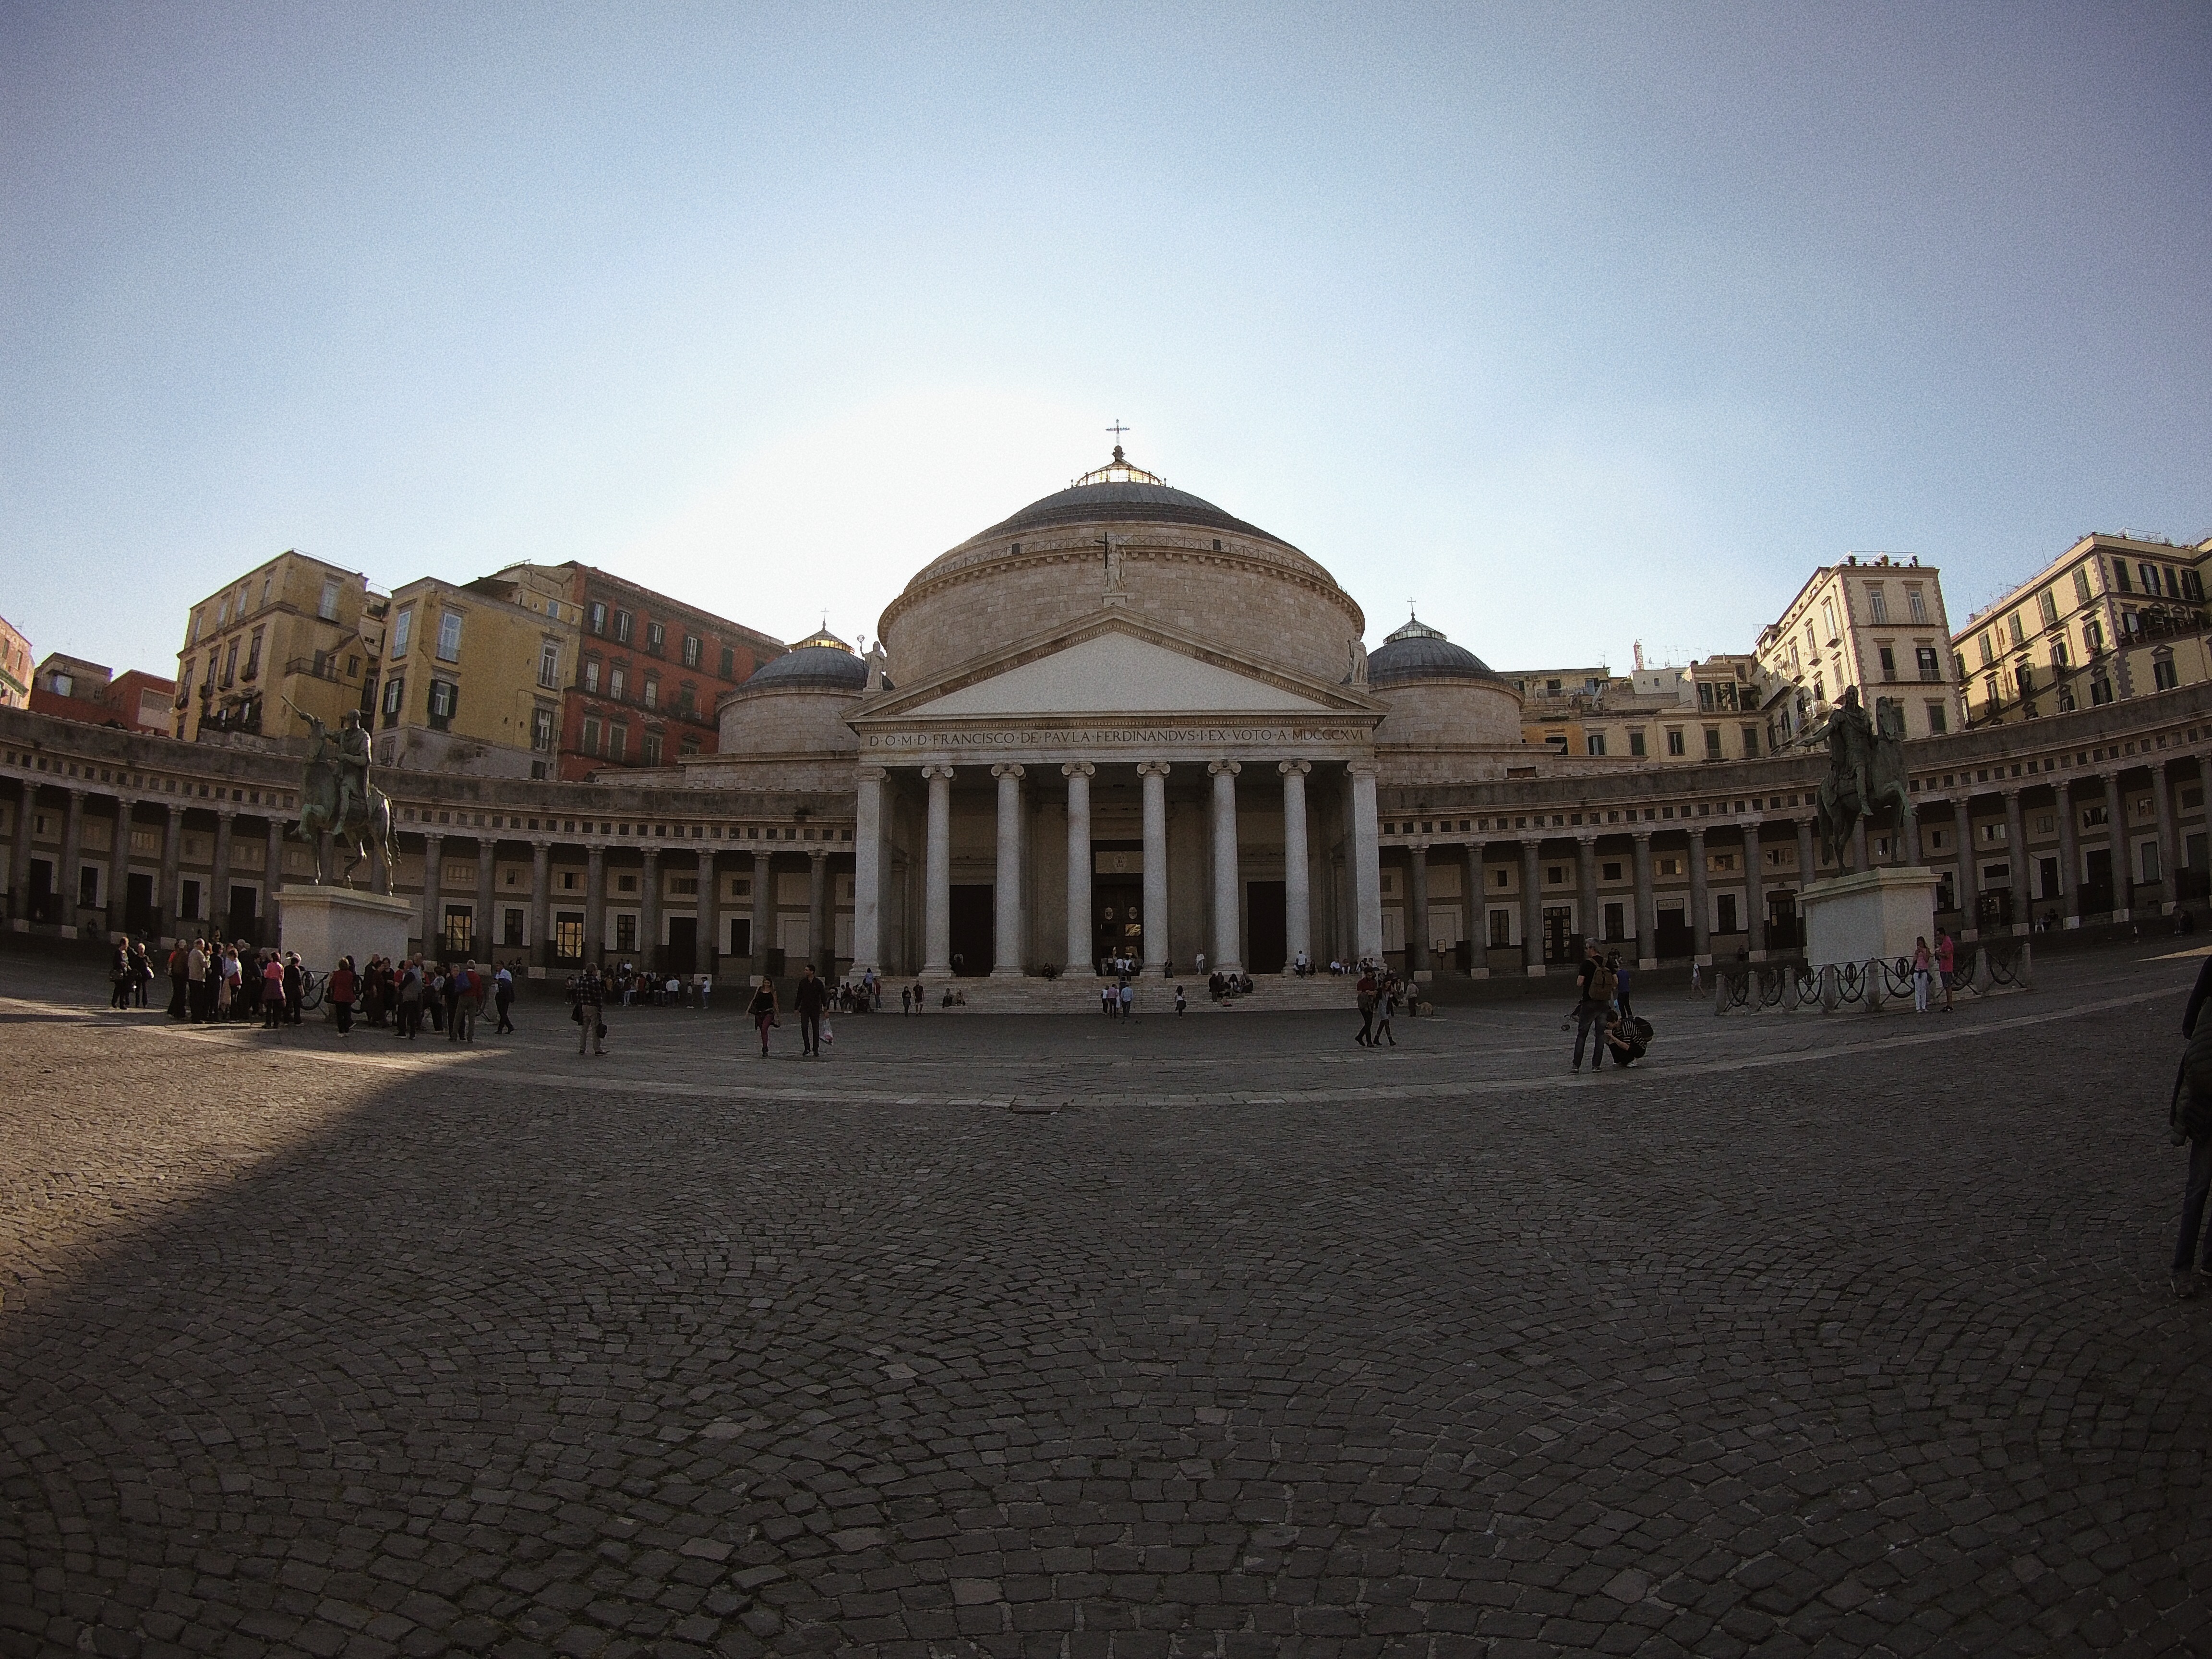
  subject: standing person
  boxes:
[130,940,152,1007]
[186,939,209,1022]
[1936,928,1957,1013]
[912,979,924,1013]
[167,942,190,1020]
[793,964,828,1058]
[747,975,779,1057]
[697,972,711,1014]
[1572,939,1610,1071]
[1355,968,1378,1047]
[282,952,304,1025]
[214,947,236,1022]
[1119,979,1134,1021]
[1611,952,1633,1020]
[109,938,132,1009]
[1175,985,1187,1015]
[575,965,606,1057]
[261,952,285,1028]
[900,983,912,1016]
[396,956,423,1039]
[493,962,516,1033]
[1911,936,1933,1014]
[328,956,358,1037]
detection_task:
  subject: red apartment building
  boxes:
[557,566,786,780]
[29,655,177,734]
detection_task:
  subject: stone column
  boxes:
[1743,821,1765,957]
[157,804,181,940]
[1688,827,1710,962]
[1796,818,1817,890]
[2056,780,2080,927]
[852,766,887,978]
[1406,844,1430,974]
[991,763,1026,976]
[750,849,773,978]
[1951,799,1977,935]
[8,784,36,927]
[107,799,133,936]
[1464,840,1487,974]
[1346,761,1383,966]
[421,832,445,959]
[1631,832,1655,969]
[1138,761,1170,974]
[1575,835,1598,954]
[2106,772,2130,918]
[1280,761,1311,974]
[2154,761,2179,915]
[1520,839,1543,973]
[206,807,231,941]
[921,764,955,976]
[1904,800,1924,866]
[640,847,661,973]
[59,791,86,934]
[583,843,603,967]
[1208,759,1242,974]
[1062,762,1094,972]
[697,847,720,976]
[1850,818,1869,874]
[807,848,830,975]
[530,842,552,971]
[475,838,497,958]
[2003,791,2029,932]
[263,817,285,925]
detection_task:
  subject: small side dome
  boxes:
[736,629,866,693]
[1367,614,1506,686]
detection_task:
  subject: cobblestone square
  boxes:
[4,943,2209,1657]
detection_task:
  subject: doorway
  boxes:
[1247,880,1286,973]
[2083,848,2115,914]
[227,884,259,944]
[1541,906,1574,964]
[1766,892,1800,950]
[950,884,994,974]
[1094,880,1142,970]
[125,871,155,935]
[666,915,697,974]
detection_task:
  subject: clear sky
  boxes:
[4,3,2207,685]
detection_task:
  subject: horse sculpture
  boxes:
[293,711,399,887]
[1814,689,1912,870]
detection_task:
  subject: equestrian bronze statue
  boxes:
[293,708,398,886]
[1814,685,1913,871]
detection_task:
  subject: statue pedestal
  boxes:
[1802,866,1940,969]
[278,885,414,974]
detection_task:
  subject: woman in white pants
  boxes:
[1911,936,1933,1013]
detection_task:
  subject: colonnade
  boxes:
[851,757,1380,979]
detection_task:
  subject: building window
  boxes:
[1586,733,1606,756]
[391,607,413,658]
[2155,653,2180,691]
[610,665,626,701]
[1667,729,1685,757]
[2085,618,2104,654]
[555,916,584,960]
[614,609,633,644]
[1878,644,1896,679]
[584,656,601,693]
[646,621,665,656]
[222,640,239,686]
[245,627,264,680]
[589,601,607,635]
[582,715,601,754]
[608,722,627,762]
[643,676,659,710]
[531,707,555,752]
[1907,587,1928,623]
[679,735,701,757]
[427,678,458,730]
[1977,632,1995,667]
[1628,729,1647,757]
[538,641,560,689]
[192,609,206,644]
[1821,598,1838,639]
[683,634,701,668]
[381,674,404,728]
[2039,589,2059,628]
[2015,662,2034,697]
[2056,683,2076,714]
[1741,725,1759,757]
[2140,561,2159,594]
[644,731,663,766]
[2008,613,2025,648]
[217,595,231,627]
[1867,587,1887,624]
[720,645,736,678]
[2074,567,2093,605]
[1489,911,1513,949]
[436,611,462,661]
[1704,728,1722,759]
[678,683,696,717]
[1915,646,1939,681]
[2113,561,2132,593]
[318,577,341,621]
[2091,676,2113,706]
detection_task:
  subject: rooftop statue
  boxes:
[295,708,399,887]
[1815,685,1911,871]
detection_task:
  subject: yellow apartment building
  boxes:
[176,552,387,743]
[373,567,582,778]
[1755,555,1961,748]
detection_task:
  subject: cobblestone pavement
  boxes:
[4,942,2211,1657]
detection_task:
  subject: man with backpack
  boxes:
[1571,938,1611,1071]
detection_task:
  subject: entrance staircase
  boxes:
[904,973,1357,1015]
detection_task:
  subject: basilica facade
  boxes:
[6,452,2210,992]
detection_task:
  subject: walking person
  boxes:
[1936,929,1956,1012]
[1119,979,1134,1021]
[328,956,358,1037]
[1571,938,1610,1071]
[1374,978,1398,1046]
[1355,968,1378,1047]
[1175,985,1187,1015]
[1611,952,1633,1020]
[1911,936,1933,1014]
[576,965,605,1057]
[794,964,829,1057]
[747,975,780,1057]
[282,952,304,1025]
[493,962,516,1033]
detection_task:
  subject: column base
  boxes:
[989,966,1025,978]
[921,962,954,978]
[1637,958,1657,971]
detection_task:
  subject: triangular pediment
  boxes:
[856,614,1380,726]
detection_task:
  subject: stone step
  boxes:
[901,974,1362,1015]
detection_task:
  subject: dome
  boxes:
[972,450,1292,547]
[737,634,866,694]
[1367,615,1507,686]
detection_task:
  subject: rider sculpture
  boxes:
[1815,685,1913,872]
[296,709,398,886]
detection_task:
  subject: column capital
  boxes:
[855,764,890,783]
[641,845,660,863]
[1575,832,1597,847]
[1135,760,1172,778]
[1632,829,1653,842]
[1687,825,1707,842]
[1278,758,1311,777]
[807,846,829,863]
[991,762,1026,780]
[1345,760,1380,778]
[750,846,773,865]
[1061,760,1095,779]
[1209,759,1241,777]
[919,762,958,781]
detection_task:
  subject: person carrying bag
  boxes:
[747,977,779,1058]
